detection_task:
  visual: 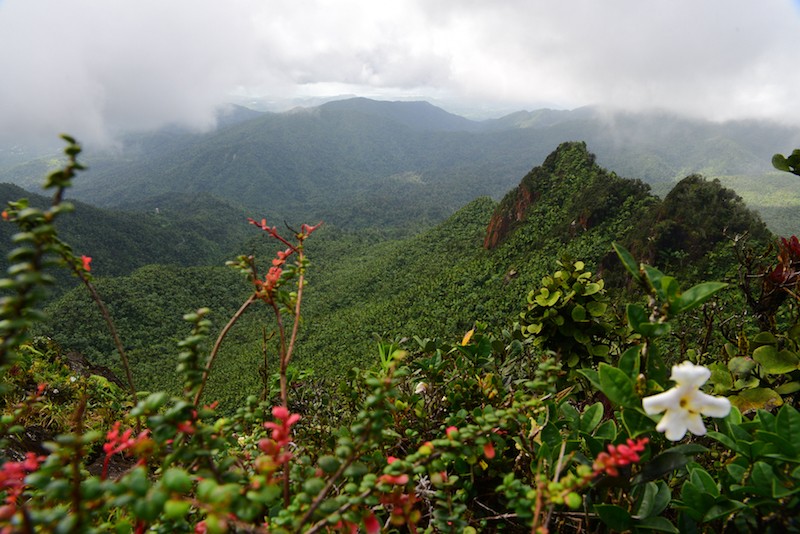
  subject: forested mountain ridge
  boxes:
[0,182,250,282]
[34,142,770,408]
[1,98,797,235]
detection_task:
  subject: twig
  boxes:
[193,293,257,406]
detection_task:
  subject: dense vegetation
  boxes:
[1,135,799,533]
[33,142,770,410]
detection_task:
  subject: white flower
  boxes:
[414,382,428,395]
[642,361,731,441]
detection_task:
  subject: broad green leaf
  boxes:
[571,304,587,322]
[708,362,732,394]
[729,387,783,414]
[752,331,778,345]
[594,504,631,532]
[612,242,642,282]
[750,461,776,496]
[775,381,800,394]
[773,478,800,498]
[583,282,602,296]
[773,153,790,172]
[627,303,648,331]
[635,516,679,533]
[728,356,756,376]
[580,402,604,433]
[594,419,617,441]
[752,345,799,374]
[586,300,607,317]
[642,265,667,300]
[635,482,660,518]
[754,430,797,458]
[680,482,712,520]
[619,345,641,379]
[622,408,654,438]
[703,500,746,522]
[671,282,728,314]
[776,404,800,445]
[645,345,669,385]
[599,363,640,408]
[577,368,601,391]
[690,468,719,497]
[635,451,690,484]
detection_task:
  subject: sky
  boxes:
[1,0,800,146]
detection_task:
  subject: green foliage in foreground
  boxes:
[1,138,800,532]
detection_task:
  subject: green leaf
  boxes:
[750,461,776,496]
[571,304,587,322]
[619,345,641,379]
[703,500,745,522]
[708,362,732,394]
[671,282,728,314]
[634,451,689,484]
[729,387,783,414]
[577,368,602,391]
[642,265,667,299]
[594,504,632,532]
[752,331,778,345]
[627,304,671,337]
[635,482,660,518]
[752,345,800,374]
[586,300,607,317]
[612,242,642,283]
[690,468,719,497]
[776,404,800,445]
[773,153,791,172]
[728,356,756,376]
[754,430,797,457]
[776,381,800,394]
[594,419,617,441]
[622,407,655,438]
[599,363,640,408]
[580,402,604,433]
[635,516,679,533]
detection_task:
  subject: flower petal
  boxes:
[670,361,710,388]
[693,392,731,418]
[657,409,689,441]
[642,388,681,415]
[685,412,708,436]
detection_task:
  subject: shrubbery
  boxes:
[1,138,799,532]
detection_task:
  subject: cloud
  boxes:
[1,0,798,146]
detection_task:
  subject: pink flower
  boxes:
[592,437,649,477]
[379,473,410,485]
[445,426,458,439]
[81,255,92,271]
[483,442,496,460]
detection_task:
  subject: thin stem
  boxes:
[281,251,306,409]
[73,267,138,429]
[193,294,257,406]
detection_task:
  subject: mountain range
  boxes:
[2,97,799,236]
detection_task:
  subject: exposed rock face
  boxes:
[483,184,538,249]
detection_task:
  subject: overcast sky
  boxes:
[1,0,799,146]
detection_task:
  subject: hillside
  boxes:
[1,98,797,235]
[0,183,251,282]
[34,142,771,409]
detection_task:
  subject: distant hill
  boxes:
[0,183,251,282]
[2,98,799,235]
